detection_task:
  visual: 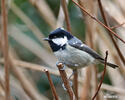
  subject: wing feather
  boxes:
[68,37,104,60]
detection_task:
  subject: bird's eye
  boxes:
[53,36,57,38]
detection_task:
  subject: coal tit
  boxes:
[44,28,118,69]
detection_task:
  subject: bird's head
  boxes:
[44,28,73,52]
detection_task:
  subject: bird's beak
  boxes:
[43,38,51,41]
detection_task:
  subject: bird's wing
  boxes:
[68,37,104,60]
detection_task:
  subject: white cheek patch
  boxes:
[52,36,68,46]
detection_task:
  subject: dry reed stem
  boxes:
[80,67,91,100]
[0,77,5,91]
[110,22,125,29]
[1,58,125,95]
[57,63,75,100]
[0,76,14,100]
[92,51,108,100]
[8,25,57,68]
[114,0,125,16]
[78,0,99,99]
[0,58,59,76]
[73,69,78,100]
[102,0,125,29]
[97,0,125,65]
[28,0,56,29]
[1,0,10,99]
[61,0,71,32]
[72,0,125,44]
[0,40,48,100]
[8,57,48,100]
[56,0,70,28]
[11,2,49,49]
[96,26,125,76]
[61,0,79,98]
[44,69,59,100]
[99,40,125,99]
[101,84,125,95]
[56,4,65,28]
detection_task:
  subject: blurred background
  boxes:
[0,0,125,100]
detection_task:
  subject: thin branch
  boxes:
[92,51,108,100]
[101,83,125,95]
[110,22,125,29]
[61,0,78,96]
[73,69,78,100]
[0,41,48,100]
[61,0,71,32]
[72,0,125,44]
[1,0,10,99]
[57,63,75,100]
[0,58,59,76]
[97,0,125,65]
[1,58,125,95]
[44,69,59,100]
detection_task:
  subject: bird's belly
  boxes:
[54,46,95,69]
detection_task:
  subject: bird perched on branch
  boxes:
[44,28,118,70]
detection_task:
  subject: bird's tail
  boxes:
[99,60,118,69]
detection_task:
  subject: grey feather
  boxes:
[68,37,118,68]
[68,37,104,60]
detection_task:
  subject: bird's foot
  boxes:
[68,69,77,80]
[56,62,66,70]
[62,81,73,91]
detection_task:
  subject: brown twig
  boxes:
[61,0,71,32]
[9,57,47,100]
[57,63,75,100]
[0,40,47,100]
[92,51,108,100]
[73,69,78,100]
[97,0,125,65]
[44,69,59,100]
[72,0,125,44]
[1,0,10,99]
[110,22,125,29]
[0,58,59,76]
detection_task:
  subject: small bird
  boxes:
[44,28,118,69]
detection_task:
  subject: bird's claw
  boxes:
[56,62,66,70]
[62,81,73,91]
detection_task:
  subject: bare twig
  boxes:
[9,57,48,100]
[73,69,78,100]
[72,0,125,44]
[92,51,108,100]
[57,63,75,100]
[61,0,71,32]
[1,58,125,95]
[110,22,125,29]
[97,0,125,65]
[0,41,48,100]
[0,58,59,76]
[61,1,78,98]
[1,0,10,99]
[44,69,59,100]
